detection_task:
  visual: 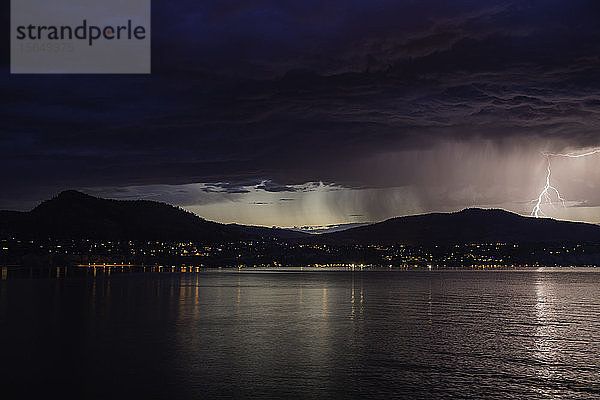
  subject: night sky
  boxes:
[3,0,600,227]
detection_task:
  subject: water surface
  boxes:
[1,268,600,399]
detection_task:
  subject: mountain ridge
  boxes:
[2,191,600,245]
[0,190,306,241]
[321,207,600,245]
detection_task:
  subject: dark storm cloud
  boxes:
[202,182,252,194]
[255,181,298,192]
[2,0,600,210]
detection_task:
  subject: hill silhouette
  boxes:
[0,190,305,241]
[2,193,600,245]
[322,208,600,245]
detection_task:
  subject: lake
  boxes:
[1,268,600,399]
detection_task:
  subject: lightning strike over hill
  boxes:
[532,149,600,218]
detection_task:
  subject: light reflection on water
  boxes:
[1,268,600,399]
[533,276,558,397]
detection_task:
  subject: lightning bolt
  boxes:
[543,149,600,158]
[532,148,600,218]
